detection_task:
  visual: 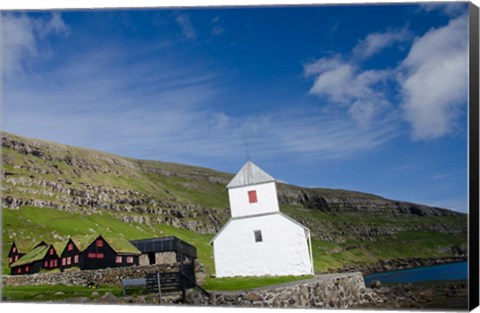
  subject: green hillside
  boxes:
[1,131,468,280]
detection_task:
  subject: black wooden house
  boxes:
[8,241,46,267]
[10,243,59,275]
[9,235,141,275]
[75,235,141,269]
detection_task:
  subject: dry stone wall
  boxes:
[2,263,185,288]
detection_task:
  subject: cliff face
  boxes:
[1,131,467,272]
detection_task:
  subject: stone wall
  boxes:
[137,252,177,266]
[185,272,380,309]
[2,263,186,288]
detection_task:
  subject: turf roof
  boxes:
[70,234,99,252]
[10,245,49,267]
[70,234,140,255]
[105,237,141,255]
[52,240,69,256]
[12,240,47,254]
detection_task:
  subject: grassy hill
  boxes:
[1,131,467,279]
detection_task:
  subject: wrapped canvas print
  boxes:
[1,0,479,311]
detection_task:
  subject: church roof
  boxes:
[226,161,276,189]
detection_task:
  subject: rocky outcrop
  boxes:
[360,281,468,310]
[277,187,461,217]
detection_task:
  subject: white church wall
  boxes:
[228,182,280,218]
[213,214,313,277]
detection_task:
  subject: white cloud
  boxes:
[305,14,468,141]
[419,2,467,17]
[352,28,411,60]
[399,15,468,140]
[1,12,69,75]
[175,14,196,39]
[304,56,390,125]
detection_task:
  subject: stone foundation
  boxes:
[186,272,380,309]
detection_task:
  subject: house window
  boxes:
[44,260,49,268]
[254,230,263,242]
[126,256,134,264]
[9,257,12,264]
[248,190,257,203]
[68,243,73,251]
[96,239,103,247]
[50,260,55,268]
[50,248,54,255]
[25,266,29,273]
[116,256,122,264]
[17,268,21,274]
[14,255,19,261]
[74,255,79,263]
[54,259,58,267]
[62,258,66,266]
[88,253,96,258]
[67,257,72,265]
[96,253,104,259]
[12,247,16,253]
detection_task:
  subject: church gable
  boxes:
[226,161,276,189]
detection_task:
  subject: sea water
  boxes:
[364,261,468,285]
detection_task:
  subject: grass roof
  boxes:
[51,240,69,256]
[104,237,141,255]
[12,240,47,254]
[70,234,140,255]
[10,245,49,267]
[70,234,99,252]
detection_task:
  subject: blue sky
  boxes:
[2,3,469,212]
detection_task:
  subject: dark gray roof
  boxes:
[129,236,197,258]
[226,161,276,189]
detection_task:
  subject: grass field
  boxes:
[2,285,122,302]
[2,205,466,277]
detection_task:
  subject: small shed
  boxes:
[130,237,197,266]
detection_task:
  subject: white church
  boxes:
[211,161,314,277]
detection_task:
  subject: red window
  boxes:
[116,256,122,264]
[68,243,73,251]
[9,257,12,264]
[25,266,29,273]
[96,253,104,259]
[248,190,257,203]
[67,257,72,265]
[96,239,103,247]
[54,259,58,267]
[50,260,55,267]
[12,247,16,253]
[126,256,134,264]
[14,255,19,261]
[17,268,21,274]
[49,248,54,255]
[88,253,96,258]
[62,258,66,266]
[44,260,49,268]
[74,255,79,263]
